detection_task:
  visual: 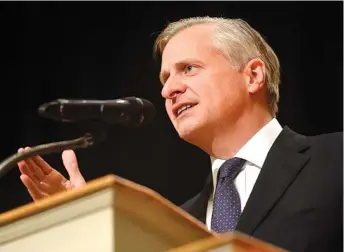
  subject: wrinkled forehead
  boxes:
[161,24,216,69]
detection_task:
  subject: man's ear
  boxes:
[244,58,266,94]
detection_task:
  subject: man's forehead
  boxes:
[161,24,215,67]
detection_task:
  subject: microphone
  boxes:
[38,96,156,127]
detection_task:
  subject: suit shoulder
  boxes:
[308,131,342,148]
[305,131,343,161]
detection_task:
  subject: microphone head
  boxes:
[37,97,156,127]
[125,97,156,127]
[38,100,67,121]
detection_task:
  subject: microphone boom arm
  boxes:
[0,133,95,178]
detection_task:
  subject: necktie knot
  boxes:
[218,157,245,180]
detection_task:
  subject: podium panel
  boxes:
[0,174,288,252]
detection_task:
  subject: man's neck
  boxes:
[200,111,273,159]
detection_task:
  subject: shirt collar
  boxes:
[210,118,283,174]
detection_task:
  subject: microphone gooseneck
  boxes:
[0,133,96,179]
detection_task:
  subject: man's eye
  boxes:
[184,65,194,73]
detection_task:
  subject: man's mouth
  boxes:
[176,104,196,117]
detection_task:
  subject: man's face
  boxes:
[160,24,249,145]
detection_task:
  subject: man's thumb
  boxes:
[62,150,85,185]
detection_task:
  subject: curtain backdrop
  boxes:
[0,2,342,213]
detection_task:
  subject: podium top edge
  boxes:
[0,174,212,237]
[0,174,117,226]
[167,232,289,252]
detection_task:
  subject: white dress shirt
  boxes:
[206,118,283,230]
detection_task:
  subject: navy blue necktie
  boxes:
[211,157,245,233]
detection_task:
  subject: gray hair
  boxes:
[153,16,281,116]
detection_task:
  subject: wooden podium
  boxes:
[0,175,288,251]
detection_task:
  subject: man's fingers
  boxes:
[23,147,50,179]
[62,150,85,183]
[17,160,40,185]
[20,174,44,201]
[24,158,45,181]
[18,147,44,181]
[18,159,31,176]
[31,155,53,175]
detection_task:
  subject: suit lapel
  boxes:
[181,173,213,224]
[236,126,311,234]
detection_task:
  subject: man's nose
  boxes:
[161,77,187,99]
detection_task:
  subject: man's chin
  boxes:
[176,125,202,145]
[178,130,193,141]
[173,117,206,142]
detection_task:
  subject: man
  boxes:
[17,17,342,252]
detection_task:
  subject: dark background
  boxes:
[0,2,342,213]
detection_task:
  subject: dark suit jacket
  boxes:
[181,126,343,252]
